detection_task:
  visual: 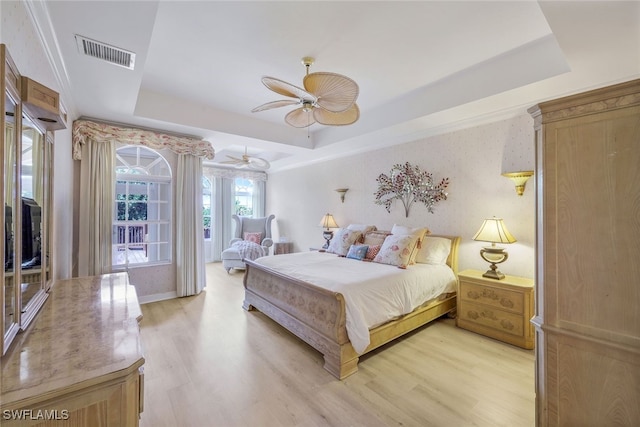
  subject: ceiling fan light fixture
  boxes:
[302,101,314,112]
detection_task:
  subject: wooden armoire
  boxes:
[528,79,640,426]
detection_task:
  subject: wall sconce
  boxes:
[318,213,339,249]
[335,188,349,203]
[473,217,517,280]
[502,171,534,196]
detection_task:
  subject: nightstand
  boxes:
[456,269,534,349]
[273,242,293,255]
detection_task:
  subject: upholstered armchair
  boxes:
[221,214,275,272]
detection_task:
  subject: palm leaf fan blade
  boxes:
[313,103,360,126]
[261,76,317,102]
[304,72,359,112]
[221,155,245,164]
[285,107,316,128]
[251,99,299,112]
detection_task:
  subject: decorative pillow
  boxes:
[327,229,362,256]
[364,244,381,261]
[347,224,377,243]
[243,232,263,244]
[346,224,377,233]
[391,225,430,264]
[346,244,369,261]
[373,234,419,268]
[363,230,391,246]
[415,236,452,265]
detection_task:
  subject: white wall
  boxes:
[267,113,536,279]
[1,1,74,280]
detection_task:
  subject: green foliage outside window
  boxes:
[117,193,148,221]
[235,199,252,216]
[203,207,211,229]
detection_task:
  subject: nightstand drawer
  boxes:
[460,281,524,314]
[459,301,525,337]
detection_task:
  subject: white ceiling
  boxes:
[34,1,640,172]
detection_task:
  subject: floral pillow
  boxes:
[327,229,362,256]
[391,224,430,264]
[373,234,419,268]
[346,244,369,261]
[243,232,263,244]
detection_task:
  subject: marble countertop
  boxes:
[0,272,144,408]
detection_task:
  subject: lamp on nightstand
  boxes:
[473,217,516,280]
[318,213,338,249]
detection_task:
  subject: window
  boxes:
[113,145,171,267]
[202,176,212,239]
[235,178,254,216]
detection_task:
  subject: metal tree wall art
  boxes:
[374,162,449,217]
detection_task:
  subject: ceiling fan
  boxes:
[252,57,360,128]
[220,147,270,170]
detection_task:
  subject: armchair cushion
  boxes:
[243,232,263,244]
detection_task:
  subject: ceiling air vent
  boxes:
[75,35,135,70]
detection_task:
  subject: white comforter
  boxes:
[253,251,457,354]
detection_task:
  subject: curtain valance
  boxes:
[72,119,215,161]
[203,165,267,182]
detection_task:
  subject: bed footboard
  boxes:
[243,259,359,379]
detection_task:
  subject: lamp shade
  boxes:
[319,213,338,229]
[473,217,516,244]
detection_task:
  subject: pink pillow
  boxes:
[243,232,263,244]
[365,244,381,261]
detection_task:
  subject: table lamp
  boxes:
[318,213,338,249]
[472,217,516,279]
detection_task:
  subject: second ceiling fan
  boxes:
[252,57,360,128]
[220,147,270,170]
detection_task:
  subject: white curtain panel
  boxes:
[211,177,236,261]
[252,179,266,219]
[78,139,114,276]
[176,154,206,297]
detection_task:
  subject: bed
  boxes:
[242,233,460,379]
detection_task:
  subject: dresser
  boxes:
[0,272,145,426]
[456,269,534,349]
[529,79,640,426]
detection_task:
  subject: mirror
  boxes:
[20,114,47,320]
[2,42,21,354]
[3,92,18,346]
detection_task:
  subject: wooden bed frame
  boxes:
[242,234,461,379]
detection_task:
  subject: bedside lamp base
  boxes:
[322,230,334,249]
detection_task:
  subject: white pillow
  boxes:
[391,224,429,238]
[327,229,362,256]
[415,236,452,265]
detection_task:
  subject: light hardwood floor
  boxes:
[139,263,535,427]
